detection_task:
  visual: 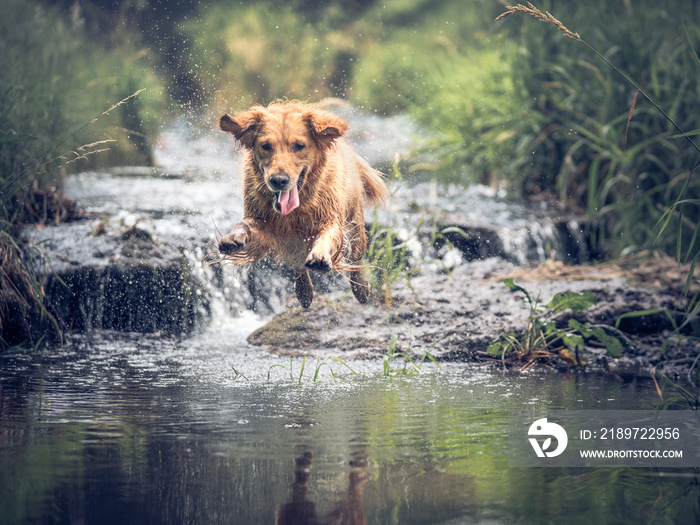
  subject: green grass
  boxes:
[493,1,700,258]
[236,337,440,383]
[0,0,171,346]
[0,230,60,348]
[382,333,440,376]
[0,0,170,221]
[365,213,469,307]
[650,367,700,410]
[492,1,700,336]
[266,355,358,383]
[365,218,419,308]
[1,1,168,187]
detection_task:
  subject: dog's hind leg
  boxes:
[295,269,314,308]
[344,219,371,304]
[349,267,370,304]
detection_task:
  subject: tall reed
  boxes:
[496,2,700,329]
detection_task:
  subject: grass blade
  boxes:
[298,355,306,384]
[330,356,357,375]
[623,91,639,150]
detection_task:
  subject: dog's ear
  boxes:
[219,110,264,149]
[304,110,347,148]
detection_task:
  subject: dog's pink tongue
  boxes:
[278,185,300,215]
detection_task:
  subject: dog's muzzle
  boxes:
[271,170,305,216]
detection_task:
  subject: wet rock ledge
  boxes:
[248,257,694,378]
[21,223,204,335]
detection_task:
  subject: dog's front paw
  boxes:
[218,224,249,254]
[305,250,332,273]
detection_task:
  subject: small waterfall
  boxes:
[498,217,589,265]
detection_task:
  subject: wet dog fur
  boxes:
[217,101,389,308]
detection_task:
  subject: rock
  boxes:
[248,258,687,377]
[381,183,592,265]
[248,259,534,359]
[21,223,206,335]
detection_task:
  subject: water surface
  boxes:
[1,322,697,524]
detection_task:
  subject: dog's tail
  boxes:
[361,165,390,205]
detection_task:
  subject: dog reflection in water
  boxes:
[276,451,369,525]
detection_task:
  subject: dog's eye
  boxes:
[260,143,272,152]
[293,143,305,152]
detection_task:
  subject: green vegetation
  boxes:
[1,0,169,347]
[651,367,700,410]
[487,278,628,369]
[364,161,470,307]
[491,2,700,381]
[266,355,357,383]
[365,218,420,308]
[235,337,439,383]
[382,333,440,376]
[492,1,700,260]
[1,0,167,188]
[365,215,469,308]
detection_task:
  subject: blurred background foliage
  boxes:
[3,0,697,254]
[499,0,700,258]
[1,0,699,336]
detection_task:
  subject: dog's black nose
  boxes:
[269,173,290,190]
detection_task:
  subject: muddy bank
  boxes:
[248,257,696,379]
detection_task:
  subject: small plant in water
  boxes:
[230,365,249,381]
[650,367,700,410]
[366,218,468,308]
[365,216,422,308]
[487,278,626,370]
[382,333,440,376]
[365,159,469,308]
[267,355,357,383]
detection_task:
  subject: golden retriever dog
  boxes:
[217,101,389,308]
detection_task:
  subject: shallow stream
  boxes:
[2,112,698,524]
[1,331,698,524]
